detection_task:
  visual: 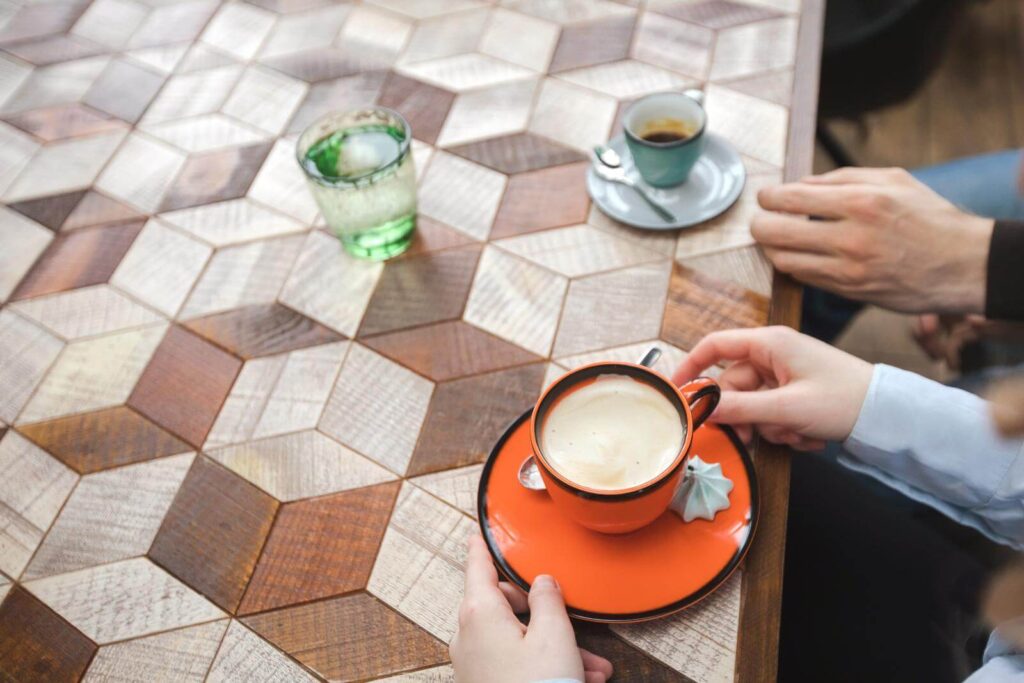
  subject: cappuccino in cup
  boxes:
[540,374,686,491]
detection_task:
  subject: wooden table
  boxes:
[0,0,821,680]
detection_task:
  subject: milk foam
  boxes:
[540,374,685,491]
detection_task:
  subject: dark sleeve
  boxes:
[985,220,1024,321]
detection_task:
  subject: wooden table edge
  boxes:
[735,0,825,681]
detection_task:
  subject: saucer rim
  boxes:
[586,132,746,231]
[476,409,760,624]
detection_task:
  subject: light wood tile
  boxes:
[253,342,347,438]
[0,55,32,109]
[160,198,305,247]
[338,5,413,56]
[319,343,434,475]
[205,354,286,449]
[62,191,145,231]
[18,323,167,424]
[463,246,568,357]
[24,453,193,580]
[24,557,225,644]
[558,59,694,99]
[0,310,63,423]
[95,133,187,212]
[247,138,320,225]
[207,620,318,683]
[495,223,664,277]
[612,572,741,682]
[411,464,483,518]
[709,17,798,82]
[3,130,127,203]
[399,9,489,65]
[368,483,475,642]
[125,43,189,74]
[71,0,149,51]
[259,4,351,59]
[5,103,126,143]
[375,665,455,682]
[436,78,539,148]
[719,68,794,107]
[143,114,269,153]
[84,620,228,683]
[200,2,276,60]
[288,72,388,135]
[11,285,164,340]
[279,230,383,335]
[528,78,617,152]
[556,339,689,377]
[0,208,52,303]
[553,261,671,357]
[367,0,484,19]
[0,123,39,197]
[0,57,110,115]
[128,0,218,49]
[0,431,78,577]
[632,11,714,80]
[110,219,212,317]
[398,54,534,92]
[222,66,307,136]
[675,171,781,259]
[587,204,679,256]
[209,430,395,502]
[417,152,507,240]
[376,72,455,146]
[180,234,304,319]
[704,84,788,167]
[504,0,634,24]
[141,66,243,125]
[480,8,559,72]
[681,245,773,298]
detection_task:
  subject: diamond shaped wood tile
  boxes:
[632,10,714,79]
[446,132,586,175]
[480,7,559,71]
[575,622,690,682]
[62,190,144,231]
[247,138,320,224]
[17,406,191,474]
[661,262,770,350]
[705,83,788,166]
[0,57,110,117]
[528,78,617,152]
[648,0,783,29]
[398,54,534,93]
[0,209,52,302]
[436,77,539,148]
[239,480,400,614]
[149,456,278,612]
[708,16,798,81]
[417,152,506,240]
[405,215,478,256]
[676,171,781,259]
[11,284,164,340]
[24,557,225,644]
[184,303,344,359]
[207,620,318,682]
[83,57,165,123]
[491,162,591,239]
[4,104,125,143]
[8,190,87,233]
[495,223,665,277]
[141,65,242,125]
[161,197,305,247]
[411,464,483,519]
[143,113,268,154]
[200,2,276,61]
[260,4,351,60]
[0,124,39,199]
[0,586,97,683]
[222,66,307,136]
[24,453,194,580]
[289,72,388,135]
[2,35,105,67]
[401,8,489,65]
[558,59,695,99]
[0,431,78,578]
[95,133,187,213]
[160,142,273,212]
[0,310,63,423]
[549,13,636,73]
[681,245,773,298]
[128,325,242,447]
[83,620,228,683]
[245,592,449,681]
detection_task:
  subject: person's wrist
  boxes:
[939,214,994,314]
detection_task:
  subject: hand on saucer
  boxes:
[672,327,873,451]
[451,534,614,683]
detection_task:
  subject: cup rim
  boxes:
[294,106,412,188]
[530,361,695,500]
[622,90,707,150]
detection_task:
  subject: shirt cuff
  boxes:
[985,219,1024,321]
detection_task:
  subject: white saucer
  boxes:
[586,133,746,230]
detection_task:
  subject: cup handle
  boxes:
[679,377,720,430]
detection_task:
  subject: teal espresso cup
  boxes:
[623,90,707,188]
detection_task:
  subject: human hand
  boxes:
[672,326,874,450]
[752,167,994,314]
[913,314,1024,370]
[450,534,614,683]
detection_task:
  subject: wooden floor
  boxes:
[815,0,1024,377]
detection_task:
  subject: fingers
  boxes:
[761,247,844,287]
[675,327,793,380]
[801,166,911,186]
[584,672,607,683]
[580,648,614,679]
[751,211,841,253]
[498,582,529,614]
[716,361,763,393]
[525,575,576,646]
[464,534,499,599]
[757,183,860,220]
[713,388,788,427]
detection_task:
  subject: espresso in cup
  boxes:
[638,118,698,144]
[540,374,685,490]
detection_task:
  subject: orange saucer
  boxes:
[477,411,758,623]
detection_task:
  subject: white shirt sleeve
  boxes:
[838,364,1024,550]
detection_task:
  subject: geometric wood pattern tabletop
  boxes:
[0,0,822,680]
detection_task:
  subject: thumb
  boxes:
[526,575,575,642]
[711,389,788,427]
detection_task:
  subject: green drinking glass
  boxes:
[296,107,417,260]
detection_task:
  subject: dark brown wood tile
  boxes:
[406,362,545,476]
[490,162,591,239]
[575,623,689,682]
[149,456,278,613]
[651,0,782,29]
[160,143,272,211]
[661,263,770,350]
[10,221,143,300]
[288,72,388,135]
[376,71,455,146]
[128,326,243,448]
[61,190,144,231]
[8,190,86,231]
[238,481,400,614]
[244,593,448,681]
[17,406,191,474]
[262,48,364,83]
[357,245,481,337]
[184,303,345,359]
[0,3,83,44]
[83,58,166,124]
[549,15,636,73]
[1,35,105,66]
[0,586,97,683]
[404,215,477,257]
[4,104,125,142]
[362,320,539,382]
[447,132,587,175]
